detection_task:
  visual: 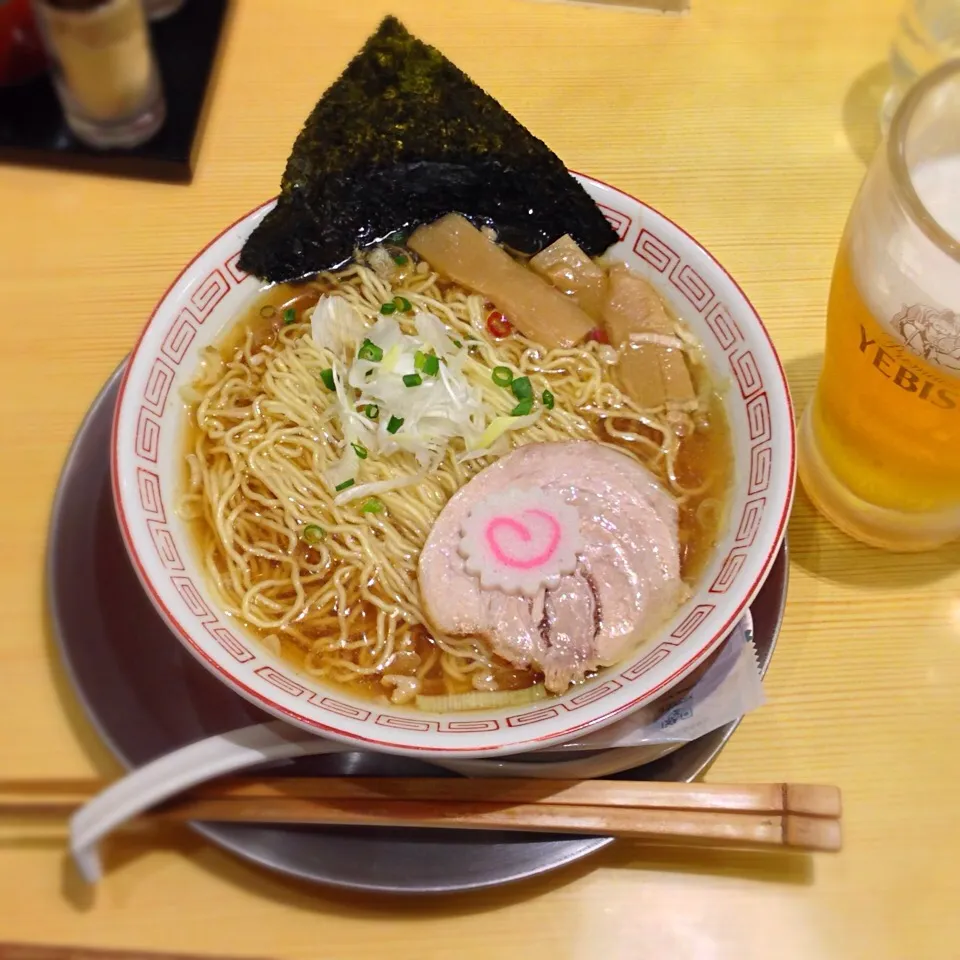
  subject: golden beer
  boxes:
[799,60,960,550]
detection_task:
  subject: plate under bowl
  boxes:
[49,362,789,893]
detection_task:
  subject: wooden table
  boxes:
[2,0,957,957]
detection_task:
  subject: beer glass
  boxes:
[799,59,960,551]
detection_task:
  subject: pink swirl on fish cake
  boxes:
[459,488,582,596]
[485,509,563,570]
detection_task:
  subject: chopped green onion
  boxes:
[302,524,325,543]
[413,351,441,377]
[542,389,555,410]
[403,373,423,387]
[335,478,355,492]
[393,296,412,313]
[351,442,368,459]
[492,366,513,387]
[358,338,383,362]
[511,398,534,417]
[511,376,533,401]
[452,339,462,348]
[283,307,296,325]
[393,254,408,266]
[380,302,397,315]
[386,415,404,434]
[361,498,384,514]
[319,368,335,391]
[365,403,379,420]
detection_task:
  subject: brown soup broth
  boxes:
[183,278,732,703]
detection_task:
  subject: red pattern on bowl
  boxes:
[111,175,795,757]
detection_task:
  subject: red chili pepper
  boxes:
[486,310,513,339]
[585,327,610,345]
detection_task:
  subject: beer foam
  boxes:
[851,153,960,338]
[913,155,960,244]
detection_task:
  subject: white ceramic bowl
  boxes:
[112,174,795,758]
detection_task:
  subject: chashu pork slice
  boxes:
[417,441,683,693]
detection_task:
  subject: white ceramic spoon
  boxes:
[70,723,675,882]
[71,612,753,881]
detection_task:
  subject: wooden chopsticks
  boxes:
[1,777,842,853]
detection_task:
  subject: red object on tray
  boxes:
[0,0,47,87]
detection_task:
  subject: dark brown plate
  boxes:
[46,361,788,894]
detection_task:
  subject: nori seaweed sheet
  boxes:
[238,16,618,282]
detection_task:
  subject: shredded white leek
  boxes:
[333,470,425,506]
[310,294,366,357]
[314,308,508,489]
[470,410,541,451]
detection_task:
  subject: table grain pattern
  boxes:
[1,1,956,957]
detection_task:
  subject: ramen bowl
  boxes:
[111,175,795,758]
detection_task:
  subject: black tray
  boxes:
[0,0,229,181]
